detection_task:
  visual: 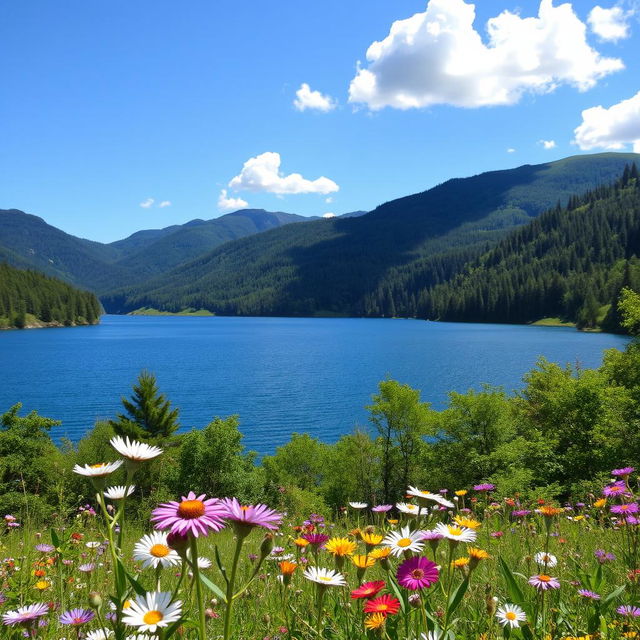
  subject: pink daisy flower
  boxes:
[611,503,639,515]
[528,574,560,590]
[602,482,631,498]
[396,556,439,590]
[221,497,282,531]
[151,492,227,537]
[3,603,49,627]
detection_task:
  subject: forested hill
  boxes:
[101,153,639,316]
[422,164,640,331]
[0,263,102,329]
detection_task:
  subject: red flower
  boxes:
[363,594,401,616]
[350,580,386,599]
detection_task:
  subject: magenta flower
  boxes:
[577,589,600,600]
[603,481,631,498]
[617,605,640,617]
[371,504,393,512]
[512,510,531,518]
[397,556,439,590]
[611,503,639,515]
[473,483,495,491]
[301,533,329,548]
[528,574,560,590]
[151,491,227,538]
[59,608,95,626]
[2,603,49,626]
[612,467,635,477]
[221,497,282,531]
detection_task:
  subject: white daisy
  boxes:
[126,635,159,640]
[406,486,454,508]
[133,532,180,569]
[104,485,136,500]
[534,551,558,567]
[121,591,181,633]
[110,436,163,462]
[73,461,123,477]
[348,502,368,509]
[496,603,527,628]
[434,522,477,543]
[382,526,425,557]
[85,630,114,640]
[85,541,101,549]
[419,632,442,640]
[396,502,429,517]
[303,567,346,587]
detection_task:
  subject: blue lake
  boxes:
[0,315,629,454]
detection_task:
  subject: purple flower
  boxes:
[221,497,282,531]
[78,563,96,573]
[612,467,635,477]
[491,531,504,538]
[302,533,329,548]
[2,603,49,627]
[617,605,640,617]
[151,491,228,538]
[611,503,639,515]
[625,516,640,525]
[35,544,55,553]
[528,574,560,590]
[512,510,531,518]
[419,530,444,541]
[603,481,632,498]
[578,589,601,600]
[594,549,616,564]
[396,556,439,590]
[59,608,95,626]
[473,483,495,492]
[371,504,393,513]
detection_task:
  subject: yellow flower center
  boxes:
[177,499,205,519]
[150,544,170,558]
[240,505,250,511]
[448,526,463,536]
[143,610,163,625]
[91,463,106,469]
[539,575,551,582]
[397,538,413,548]
[318,576,332,582]
[506,612,517,621]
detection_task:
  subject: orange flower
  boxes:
[360,532,383,547]
[294,537,309,548]
[370,547,392,559]
[364,612,386,630]
[352,555,376,569]
[279,561,297,575]
[539,506,563,517]
[594,498,607,508]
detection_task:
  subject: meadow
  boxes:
[1,441,639,640]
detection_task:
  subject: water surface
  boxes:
[0,315,628,454]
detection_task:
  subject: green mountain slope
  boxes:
[0,263,102,329]
[421,164,640,330]
[0,208,312,293]
[102,153,640,316]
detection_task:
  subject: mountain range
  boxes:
[1,152,639,323]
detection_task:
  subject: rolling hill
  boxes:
[101,153,640,316]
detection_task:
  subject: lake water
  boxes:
[0,315,629,454]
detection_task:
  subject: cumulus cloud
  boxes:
[218,189,249,212]
[539,139,557,149]
[574,90,640,152]
[158,200,172,208]
[348,0,623,110]
[228,152,339,195]
[507,148,516,153]
[323,212,336,218]
[139,198,154,208]
[588,5,633,41]
[294,83,337,112]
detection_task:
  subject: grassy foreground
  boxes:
[1,444,639,640]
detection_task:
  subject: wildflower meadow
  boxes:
[1,432,640,639]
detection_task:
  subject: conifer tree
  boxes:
[109,371,180,440]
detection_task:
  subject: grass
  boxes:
[530,317,577,328]
[128,307,215,317]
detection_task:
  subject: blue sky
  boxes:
[1,0,639,242]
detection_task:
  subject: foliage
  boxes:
[109,370,180,440]
[0,262,101,328]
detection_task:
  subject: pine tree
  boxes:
[109,371,180,440]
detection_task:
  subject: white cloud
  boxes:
[348,0,623,110]
[218,189,249,212]
[158,200,172,208]
[228,152,339,195]
[507,147,516,153]
[573,90,640,152]
[588,5,632,41]
[325,196,334,203]
[539,139,557,149]
[323,212,336,218]
[294,83,337,112]
[139,198,154,209]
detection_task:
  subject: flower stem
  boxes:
[223,532,247,640]
[189,536,207,640]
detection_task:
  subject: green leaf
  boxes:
[447,576,469,617]
[499,557,526,605]
[50,528,60,549]
[386,576,407,613]
[602,584,626,608]
[163,617,185,639]
[214,544,229,584]
[199,573,227,603]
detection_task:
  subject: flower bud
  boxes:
[88,591,102,609]
[260,533,274,559]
